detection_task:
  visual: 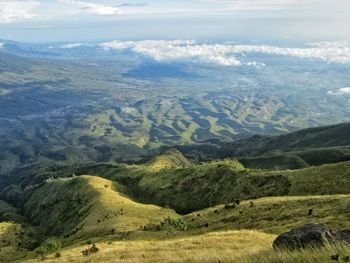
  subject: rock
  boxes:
[336,230,350,244]
[331,254,339,261]
[273,224,337,250]
[224,203,236,209]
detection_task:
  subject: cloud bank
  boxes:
[97,40,350,66]
[101,40,242,66]
[57,40,350,66]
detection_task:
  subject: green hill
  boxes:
[184,195,350,234]
[226,122,350,155]
[24,175,179,244]
[147,149,191,171]
[0,158,349,262]
[1,123,350,262]
[3,157,350,215]
[172,122,350,169]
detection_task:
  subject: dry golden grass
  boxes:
[80,175,180,233]
[24,230,275,263]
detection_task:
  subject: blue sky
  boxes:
[0,0,349,42]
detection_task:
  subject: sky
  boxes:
[0,0,349,42]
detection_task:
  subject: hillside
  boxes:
[184,195,350,234]
[0,154,349,262]
[172,122,350,169]
[147,149,191,171]
[0,124,350,262]
[11,193,350,263]
[3,152,350,214]
[24,176,179,243]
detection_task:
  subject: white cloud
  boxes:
[100,40,350,66]
[60,42,92,49]
[0,42,3,48]
[101,40,242,66]
[328,87,350,96]
[229,43,350,64]
[0,1,39,23]
[57,0,123,15]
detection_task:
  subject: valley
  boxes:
[1,40,350,175]
[0,39,349,262]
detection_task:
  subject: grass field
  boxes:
[23,230,276,263]
[22,239,350,263]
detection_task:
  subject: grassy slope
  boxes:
[147,149,191,171]
[223,122,350,157]
[23,175,179,245]
[239,154,310,170]
[136,158,350,213]
[23,230,275,263]
[1,152,350,262]
[20,194,350,263]
[0,201,43,263]
[5,151,350,215]
[184,195,350,234]
[173,122,350,170]
[9,151,350,215]
[270,161,350,196]
[136,159,290,213]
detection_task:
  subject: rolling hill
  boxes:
[2,42,350,176]
[0,147,349,262]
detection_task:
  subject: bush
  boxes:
[160,217,188,233]
[35,239,62,255]
[81,244,99,256]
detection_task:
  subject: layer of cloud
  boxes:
[60,42,93,49]
[230,43,350,64]
[0,0,39,23]
[100,40,242,66]
[328,87,350,96]
[97,40,350,66]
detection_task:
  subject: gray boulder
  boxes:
[336,230,350,244]
[273,224,343,250]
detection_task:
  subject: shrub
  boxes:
[160,217,188,232]
[35,239,62,255]
[81,244,99,256]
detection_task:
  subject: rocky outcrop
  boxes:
[273,224,350,250]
